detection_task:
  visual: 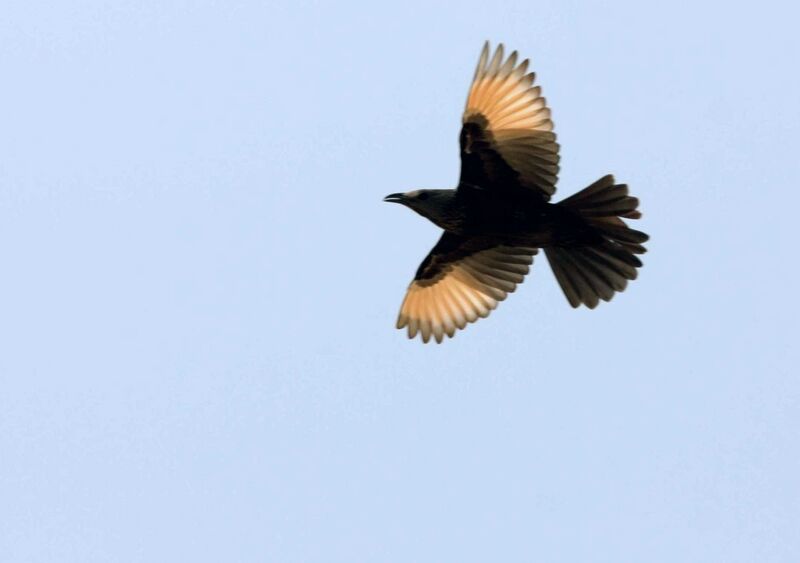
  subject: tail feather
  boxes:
[546,174,648,308]
[557,248,613,307]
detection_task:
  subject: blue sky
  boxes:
[1,1,798,561]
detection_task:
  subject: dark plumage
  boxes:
[385,42,649,343]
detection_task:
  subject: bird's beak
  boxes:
[383,192,406,204]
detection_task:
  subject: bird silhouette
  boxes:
[385,42,649,343]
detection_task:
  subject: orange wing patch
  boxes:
[396,246,537,343]
[463,42,560,197]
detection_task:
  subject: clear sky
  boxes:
[1,1,798,561]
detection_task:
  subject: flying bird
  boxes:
[385,42,649,343]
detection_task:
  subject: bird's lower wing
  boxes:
[396,232,537,343]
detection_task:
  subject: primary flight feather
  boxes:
[385,42,649,343]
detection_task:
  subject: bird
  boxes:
[384,42,649,343]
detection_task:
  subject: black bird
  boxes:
[385,42,648,343]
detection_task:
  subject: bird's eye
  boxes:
[417,192,429,201]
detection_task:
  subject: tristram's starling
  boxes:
[385,42,649,343]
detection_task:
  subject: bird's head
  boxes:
[383,189,456,227]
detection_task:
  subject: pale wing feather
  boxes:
[463,42,560,197]
[397,246,536,343]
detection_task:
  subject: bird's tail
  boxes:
[546,175,649,308]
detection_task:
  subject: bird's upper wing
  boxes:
[396,232,537,343]
[459,42,560,200]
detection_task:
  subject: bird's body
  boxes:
[386,42,649,343]
[393,187,593,247]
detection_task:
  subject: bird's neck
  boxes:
[420,190,466,232]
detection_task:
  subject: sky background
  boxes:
[1,1,799,561]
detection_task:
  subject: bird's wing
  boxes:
[459,42,560,200]
[396,232,537,343]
